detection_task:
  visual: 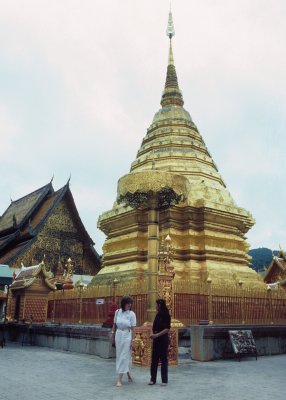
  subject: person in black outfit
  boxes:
[148,299,171,386]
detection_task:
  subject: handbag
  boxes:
[111,309,119,348]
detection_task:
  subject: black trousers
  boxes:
[150,334,169,384]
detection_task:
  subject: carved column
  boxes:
[147,197,159,323]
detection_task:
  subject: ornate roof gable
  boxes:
[0,181,100,266]
[10,261,55,291]
[0,183,53,235]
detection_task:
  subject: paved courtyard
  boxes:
[0,342,285,400]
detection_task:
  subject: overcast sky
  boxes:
[0,0,285,254]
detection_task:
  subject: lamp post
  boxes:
[112,278,120,303]
[4,284,10,323]
[207,278,213,325]
[52,289,56,323]
[78,281,85,324]
[267,285,274,324]
[238,280,245,324]
[2,284,10,346]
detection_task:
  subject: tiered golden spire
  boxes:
[161,10,184,107]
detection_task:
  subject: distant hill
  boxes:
[248,248,278,274]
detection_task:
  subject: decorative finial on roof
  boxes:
[278,244,285,259]
[67,174,71,186]
[65,257,74,277]
[166,8,175,39]
[161,8,184,108]
[56,256,64,276]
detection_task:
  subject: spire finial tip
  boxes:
[166,8,175,39]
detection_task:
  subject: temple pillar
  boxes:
[147,199,159,323]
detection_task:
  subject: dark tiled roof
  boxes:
[0,231,20,250]
[0,184,53,234]
[0,241,31,265]
[0,182,100,268]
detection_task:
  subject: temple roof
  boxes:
[264,248,286,283]
[0,183,53,235]
[0,182,100,266]
[10,262,55,291]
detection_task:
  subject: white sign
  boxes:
[96,298,105,305]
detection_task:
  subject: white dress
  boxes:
[114,309,137,374]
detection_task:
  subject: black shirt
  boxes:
[152,311,171,335]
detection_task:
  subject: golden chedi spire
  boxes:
[161,11,184,107]
[97,8,262,289]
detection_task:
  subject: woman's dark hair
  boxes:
[121,296,133,311]
[156,299,169,313]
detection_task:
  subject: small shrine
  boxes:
[264,247,286,288]
[8,261,55,322]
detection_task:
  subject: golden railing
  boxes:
[47,280,286,325]
[47,282,148,325]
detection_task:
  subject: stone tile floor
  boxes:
[0,342,285,400]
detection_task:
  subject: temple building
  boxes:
[96,11,263,287]
[0,181,101,275]
[264,248,286,289]
[8,262,55,322]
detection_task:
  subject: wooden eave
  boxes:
[0,240,33,265]
[0,231,21,251]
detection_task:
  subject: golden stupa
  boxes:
[96,11,263,288]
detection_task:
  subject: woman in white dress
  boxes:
[111,296,137,387]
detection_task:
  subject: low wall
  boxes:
[191,324,286,361]
[3,323,115,359]
[3,323,286,362]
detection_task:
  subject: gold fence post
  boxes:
[78,282,84,324]
[239,280,245,324]
[267,286,274,324]
[207,278,213,324]
[112,278,119,303]
[52,290,56,323]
